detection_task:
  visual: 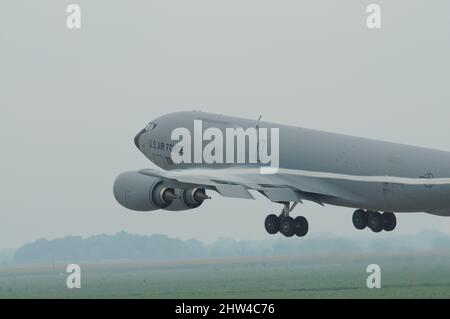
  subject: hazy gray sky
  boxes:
[1,1,450,249]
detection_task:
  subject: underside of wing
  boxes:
[138,167,357,204]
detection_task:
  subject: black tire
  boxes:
[382,212,397,231]
[368,211,383,233]
[280,216,295,237]
[352,209,368,230]
[294,216,309,237]
[264,214,280,234]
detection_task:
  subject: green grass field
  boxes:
[1,253,450,298]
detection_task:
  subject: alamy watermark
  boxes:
[66,4,81,29]
[366,264,381,288]
[65,4,381,30]
[66,264,81,289]
[170,120,279,174]
[366,4,381,29]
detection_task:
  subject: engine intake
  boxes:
[113,171,177,211]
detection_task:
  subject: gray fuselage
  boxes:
[136,111,450,215]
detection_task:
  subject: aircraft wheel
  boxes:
[382,212,397,231]
[294,216,309,237]
[368,211,383,233]
[352,209,368,230]
[280,216,295,237]
[264,214,280,234]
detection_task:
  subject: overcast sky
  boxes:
[1,1,450,249]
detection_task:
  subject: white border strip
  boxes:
[277,168,450,185]
[165,167,450,186]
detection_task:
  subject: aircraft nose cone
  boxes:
[134,129,146,150]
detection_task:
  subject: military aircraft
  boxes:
[114,111,450,237]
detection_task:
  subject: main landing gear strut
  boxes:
[264,202,308,237]
[352,209,397,233]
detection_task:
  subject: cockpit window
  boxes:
[145,122,157,132]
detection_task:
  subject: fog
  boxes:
[1,1,450,250]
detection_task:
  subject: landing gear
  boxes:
[294,216,309,237]
[280,216,295,237]
[264,202,308,237]
[264,214,280,234]
[382,212,396,231]
[352,209,368,230]
[352,209,397,233]
[368,211,383,233]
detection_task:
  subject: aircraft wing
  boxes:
[138,167,359,204]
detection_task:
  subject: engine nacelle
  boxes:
[164,188,209,211]
[113,171,177,211]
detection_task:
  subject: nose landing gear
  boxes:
[352,209,397,233]
[264,202,309,237]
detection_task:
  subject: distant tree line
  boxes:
[13,231,450,264]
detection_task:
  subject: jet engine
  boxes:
[164,187,209,211]
[113,171,177,211]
